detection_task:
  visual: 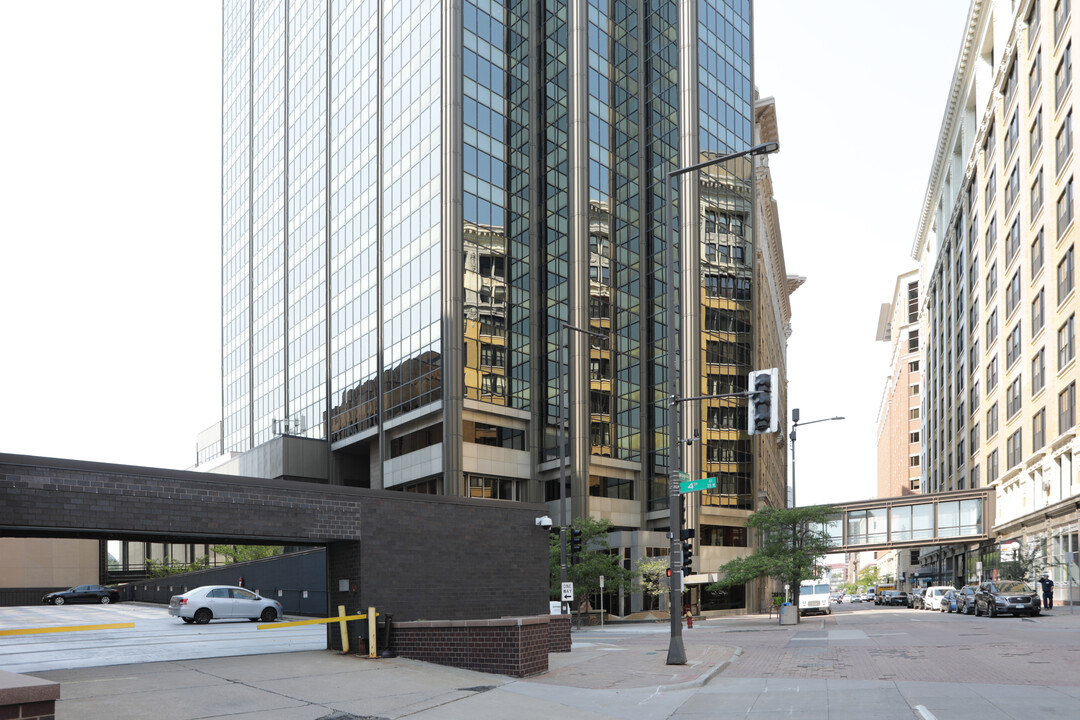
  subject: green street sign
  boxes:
[680,477,717,494]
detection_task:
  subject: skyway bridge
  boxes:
[820,488,994,553]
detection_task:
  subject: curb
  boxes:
[657,646,743,691]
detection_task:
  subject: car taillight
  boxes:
[179,598,188,605]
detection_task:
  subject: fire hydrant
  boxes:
[685,609,693,629]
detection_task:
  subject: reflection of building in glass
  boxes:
[210,0,795,617]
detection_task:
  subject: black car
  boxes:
[42,584,120,605]
[888,591,909,606]
[974,580,1040,617]
[955,584,978,614]
[909,588,926,609]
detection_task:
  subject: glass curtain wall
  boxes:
[328,0,381,441]
[381,0,443,421]
[587,0,642,473]
[286,0,330,441]
[223,0,254,454]
[696,0,754,510]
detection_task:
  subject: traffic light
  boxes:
[747,368,779,435]
[681,540,694,575]
[570,528,583,565]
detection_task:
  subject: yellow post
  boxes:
[368,605,377,658]
[337,605,349,654]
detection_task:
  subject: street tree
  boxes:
[991,539,1045,581]
[550,516,637,605]
[634,556,670,610]
[856,566,882,591]
[706,505,835,609]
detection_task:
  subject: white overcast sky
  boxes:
[0,1,971,502]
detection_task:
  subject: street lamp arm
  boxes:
[793,416,845,429]
[668,141,779,180]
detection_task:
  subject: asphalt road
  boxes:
[0,602,325,673]
[7,600,1080,719]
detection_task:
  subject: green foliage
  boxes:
[211,545,283,564]
[706,505,835,605]
[988,540,1045,581]
[634,556,670,610]
[856,566,882,589]
[550,516,638,601]
[144,556,210,578]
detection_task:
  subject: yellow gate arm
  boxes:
[257,606,381,657]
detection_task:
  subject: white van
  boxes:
[798,580,832,616]
[921,585,955,611]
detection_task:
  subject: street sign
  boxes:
[561,582,574,602]
[599,575,605,588]
[680,477,717,493]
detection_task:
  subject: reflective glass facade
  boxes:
[221,0,758,529]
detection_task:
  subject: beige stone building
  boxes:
[871,271,926,588]
[913,0,1079,595]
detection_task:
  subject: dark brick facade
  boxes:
[0,454,551,643]
[391,616,556,677]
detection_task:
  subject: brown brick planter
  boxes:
[391,614,570,677]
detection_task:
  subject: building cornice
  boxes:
[911,0,983,260]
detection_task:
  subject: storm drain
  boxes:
[316,713,389,720]
[458,685,497,693]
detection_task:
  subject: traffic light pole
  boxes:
[664,142,778,665]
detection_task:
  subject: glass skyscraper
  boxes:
[221,0,771,614]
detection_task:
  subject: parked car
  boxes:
[168,585,283,624]
[879,590,898,606]
[888,591,909,606]
[939,589,958,613]
[955,585,978,614]
[42,584,120,605]
[974,580,1041,618]
[906,588,921,608]
[921,585,955,611]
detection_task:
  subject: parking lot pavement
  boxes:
[11,606,1080,719]
[0,602,324,674]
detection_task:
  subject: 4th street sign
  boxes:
[680,477,717,494]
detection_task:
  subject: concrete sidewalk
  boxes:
[27,614,778,719]
[32,609,1080,719]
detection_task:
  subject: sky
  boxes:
[0,2,971,499]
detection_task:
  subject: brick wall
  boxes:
[0,670,59,720]
[391,616,555,677]
[548,614,571,652]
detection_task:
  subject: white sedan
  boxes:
[169,585,282,625]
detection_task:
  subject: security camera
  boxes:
[535,516,553,527]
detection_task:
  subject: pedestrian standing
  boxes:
[1039,574,1054,610]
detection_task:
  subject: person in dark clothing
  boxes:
[1039,574,1054,610]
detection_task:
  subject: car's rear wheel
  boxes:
[100,596,111,604]
[260,608,278,622]
[182,617,195,624]
[194,609,213,625]
[54,597,65,606]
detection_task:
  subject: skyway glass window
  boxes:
[847,508,887,545]
[890,504,934,542]
[937,499,983,538]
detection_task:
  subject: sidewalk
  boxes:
[30,609,1080,720]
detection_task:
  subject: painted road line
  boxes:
[0,623,135,637]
